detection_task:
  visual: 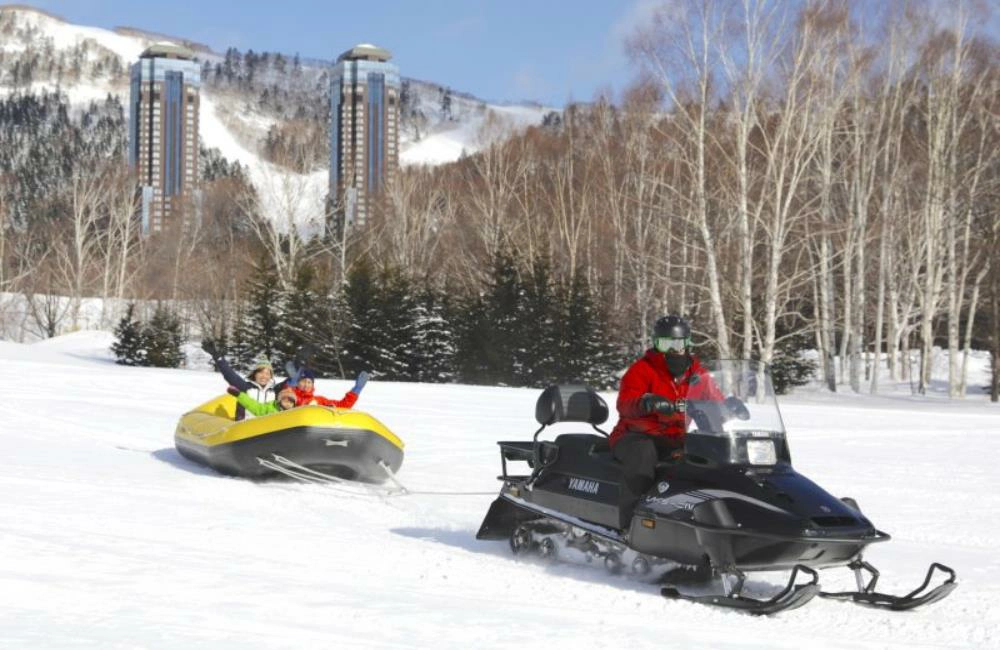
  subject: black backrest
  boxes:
[535,384,609,426]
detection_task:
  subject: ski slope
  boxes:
[1,332,998,649]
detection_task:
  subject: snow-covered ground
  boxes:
[1,331,998,648]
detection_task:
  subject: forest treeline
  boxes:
[353,2,998,398]
[0,1,997,399]
[358,1,997,399]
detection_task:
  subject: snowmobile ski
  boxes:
[819,560,957,611]
[661,565,820,615]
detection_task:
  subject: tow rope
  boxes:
[256,454,495,498]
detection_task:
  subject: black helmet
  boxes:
[652,315,691,353]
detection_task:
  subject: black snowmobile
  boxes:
[477,360,957,615]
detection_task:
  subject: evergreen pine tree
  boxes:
[408,284,456,383]
[233,258,283,368]
[769,334,818,394]
[111,303,147,366]
[372,266,418,380]
[341,261,382,377]
[452,291,492,385]
[275,263,324,373]
[486,248,526,385]
[342,263,424,381]
[228,299,250,367]
[310,290,349,378]
[519,256,561,386]
[143,304,185,368]
[453,248,525,385]
[560,271,622,389]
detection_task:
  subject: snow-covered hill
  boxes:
[0,5,553,229]
[398,81,552,166]
[0,4,552,170]
[0,331,998,648]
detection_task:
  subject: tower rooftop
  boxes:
[140,42,197,61]
[337,43,392,63]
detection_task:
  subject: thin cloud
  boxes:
[610,0,664,43]
[567,0,664,103]
[510,63,550,103]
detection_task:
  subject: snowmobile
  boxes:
[476,360,957,615]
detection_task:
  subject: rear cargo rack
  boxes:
[497,441,537,480]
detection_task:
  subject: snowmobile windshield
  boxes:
[683,360,790,467]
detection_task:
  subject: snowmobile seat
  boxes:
[535,384,609,429]
[504,385,613,484]
[550,434,624,484]
[590,438,611,454]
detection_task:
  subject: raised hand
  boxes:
[201,339,219,360]
[352,371,370,395]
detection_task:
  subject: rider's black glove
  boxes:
[724,396,751,421]
[640,394,681,416]
[201,339,219,360]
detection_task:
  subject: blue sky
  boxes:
[29,0,657,106]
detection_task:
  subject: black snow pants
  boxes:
[612,432,681,527]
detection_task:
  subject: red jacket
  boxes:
[610,350,724,446]
[293,386,359,409]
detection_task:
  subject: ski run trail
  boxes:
[1,332,998,649]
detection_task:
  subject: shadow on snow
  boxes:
[150,447,219,477]
[390,526,670,598]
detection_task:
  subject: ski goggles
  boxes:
[654,336,691,353]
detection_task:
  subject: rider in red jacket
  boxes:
[611,348,724,446]
[610,315,726,523]
[290,368,368,408]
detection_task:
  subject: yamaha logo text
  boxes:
[568,478,600,495]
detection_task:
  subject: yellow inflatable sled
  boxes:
[175,394,404,481]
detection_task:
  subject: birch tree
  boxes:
[629,0,733,358]
[55,167,106,329]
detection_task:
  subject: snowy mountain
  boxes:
[1,330,997,648]
[0,5,554,225]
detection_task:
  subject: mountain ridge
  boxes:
[0,3,555,172]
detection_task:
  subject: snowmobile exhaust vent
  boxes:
[811,516,857,528]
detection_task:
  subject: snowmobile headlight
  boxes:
[746,439,777,465]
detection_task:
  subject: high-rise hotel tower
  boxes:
[128,43,201,234]
[329,44,400,235]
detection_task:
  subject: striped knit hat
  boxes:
[251,357,273,373]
